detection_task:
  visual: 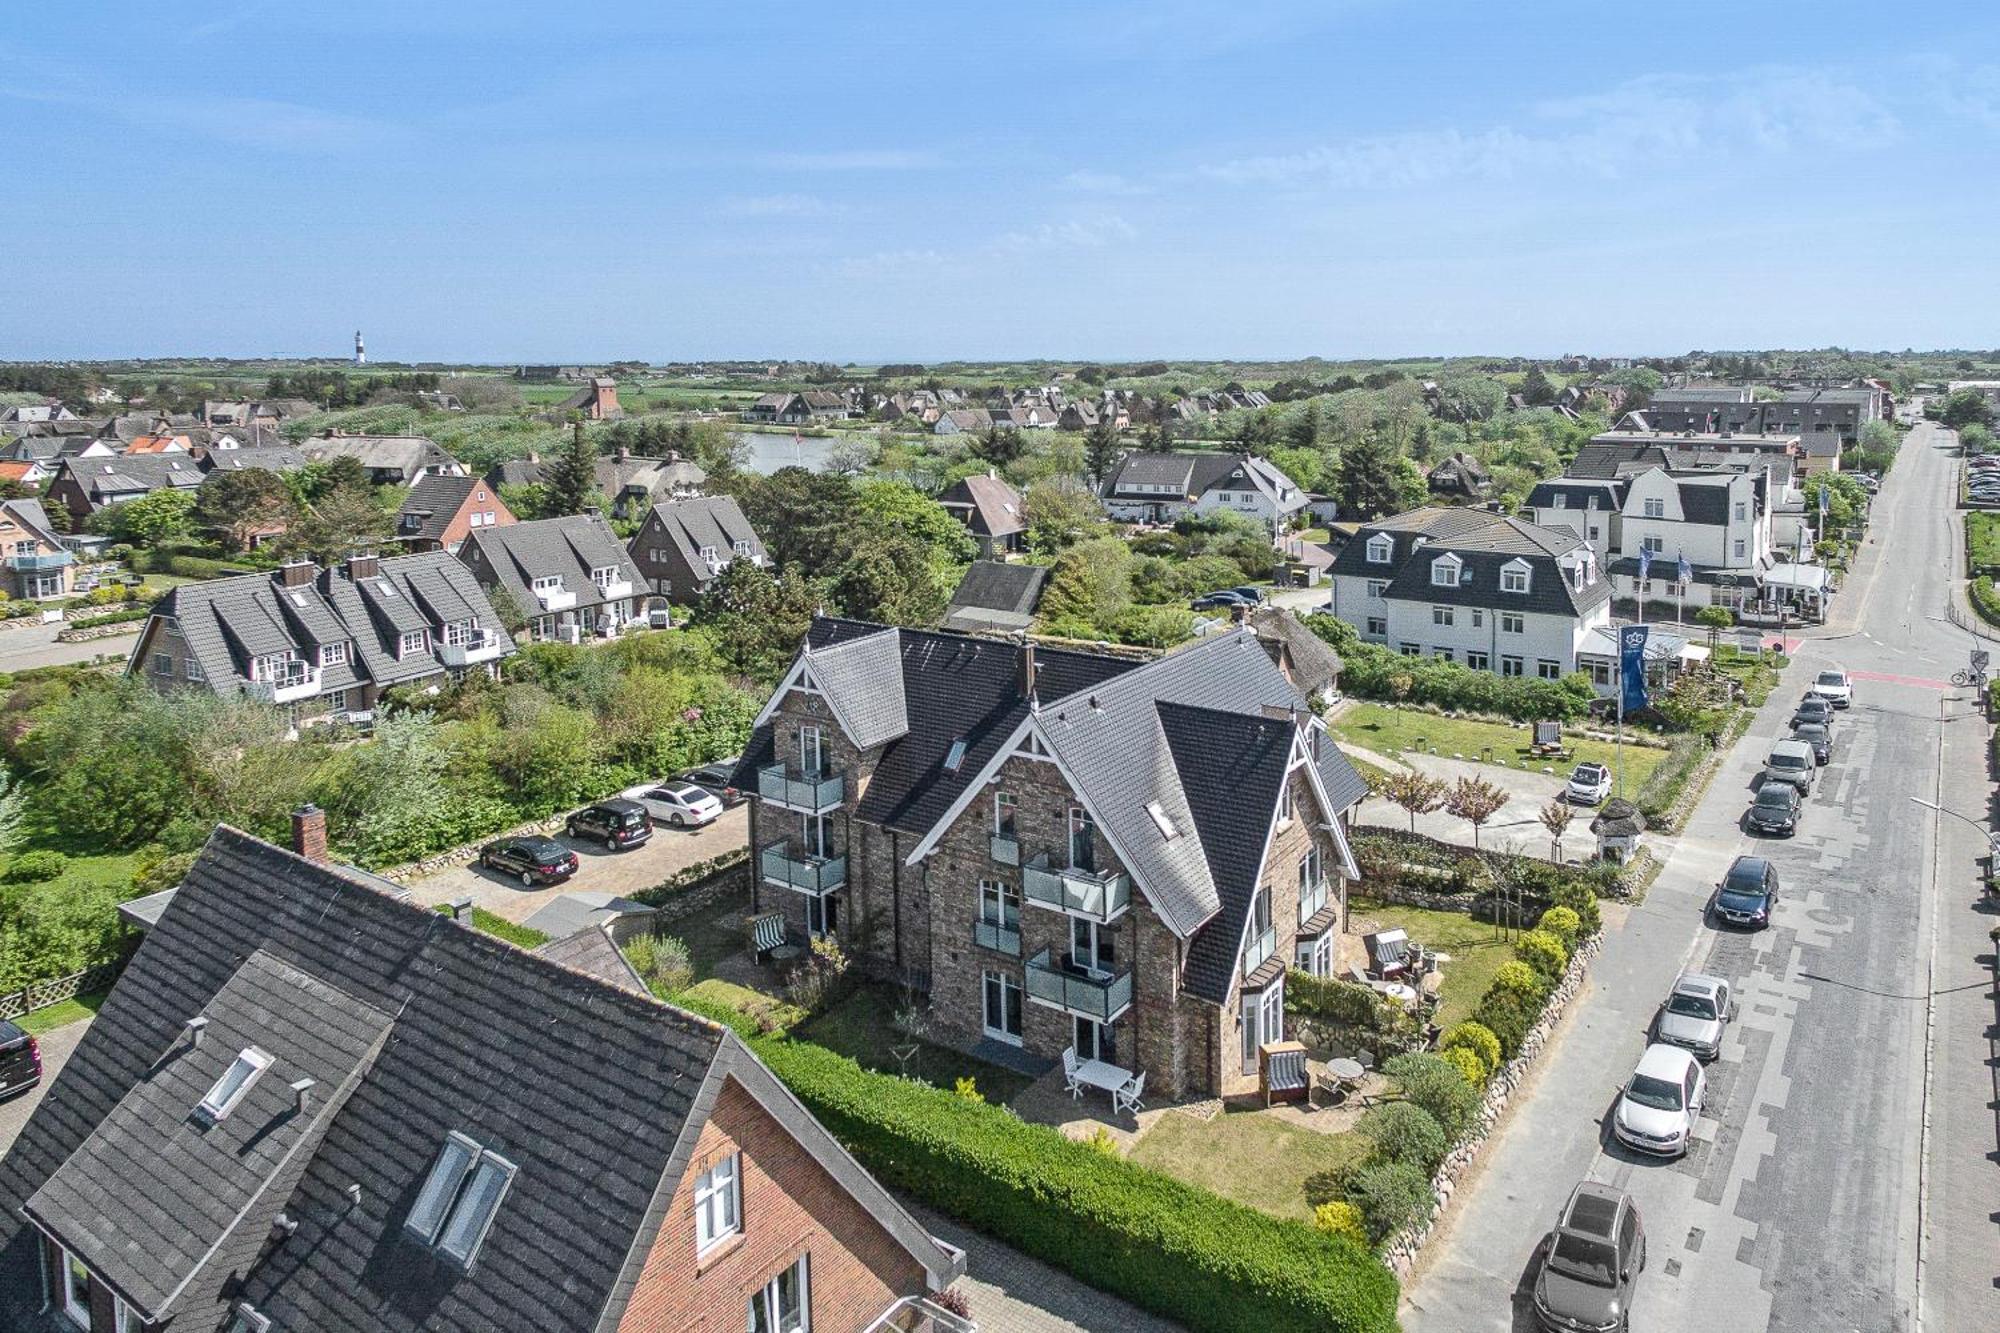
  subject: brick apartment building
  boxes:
[733,618,1367,1102]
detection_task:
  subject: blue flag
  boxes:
[1637,545,1653,583]
[1677,551,1693,585]
[1817,485,1829,516]
[1620,625,1651,714]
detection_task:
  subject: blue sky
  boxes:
[4,1,1996,362]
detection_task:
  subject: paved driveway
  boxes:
[1345,747,1605,862]
[0,1016,91,1159]
[404,804,749,924]
[0,621,137,672]
[905,1204,1181,1333]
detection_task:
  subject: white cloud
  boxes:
[718,193,837,217]
[994,214,1137,252]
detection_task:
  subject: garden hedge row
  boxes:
[743,1031,1400,1333]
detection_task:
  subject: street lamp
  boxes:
[1908,797,2000,861]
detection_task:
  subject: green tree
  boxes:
[1266,446,1323,494]
[545,421,599,516]
[1287,398,1324,448]
[1335,432,1408,520]
[1023,478,1103,555]
[1942,389,1994,431]
[1082,422,1122,486]
[694,560,824,682]
[971,424,1027,465]
[1521,365,1557,406]
[1694,604,1734,649]
[91,487,196,546]
[194,468,299,553]
[728,467,863,574]
[283,483,391,562]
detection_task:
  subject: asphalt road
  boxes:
[0,620,136,672]
[1404,421,1996,1333]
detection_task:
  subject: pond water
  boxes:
[737,430,844,474]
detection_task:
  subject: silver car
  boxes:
[1654,973,1733,1061]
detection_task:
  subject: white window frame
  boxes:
[1500,655,1524,677]
[114,1295,142,1333]
[1365,533,1393,564]
[1243,883,1274,974]
[1500,565,1530,594]
[399,629,428,657]
[184,655,205,683]
[198,1046,272,1122]
[1734,539,1747,559]
[445,620,475,647]
[694,1152,742,1254]
[1431,605,1453,627]
[1537,660,1561,680]
[1500,612,1524,634]
[1642,497,1665,519]
[982,970,1023,1045]
[992,790,1017,838]
[319,640,349,666]
[58,1245,90,1328]
[1429,558,1459,587]
[152,651,173,677]
[748,1254,811,1333]
[1467,650,1490,671]
[1277,780,1294,826]
[1471,608,1484,628]
[1365,615,1387,637]
[1641,536,1664,554]
[979,878,1019,930]
[1365,579,1387,599]
[531,574,563,592]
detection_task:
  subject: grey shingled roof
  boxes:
[1246,607,1342,695]
[57,453,205,504]
[396,474,483,543]
[299,435,458,478]
[0,825,959,1332]
[806,628,910,749]
[523,891,656,940]
[640,495,763,568]
[458,513,645,616]
[533,924,651,996]
[1335,506,1609,619]
[947,561,1047,619]
[940,474,1025,538]
[202,446,308,474]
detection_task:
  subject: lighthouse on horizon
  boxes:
[354,330,366,366]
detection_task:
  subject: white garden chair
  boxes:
[1114,1070,1146,1116]
[1061,1046,1083,1101]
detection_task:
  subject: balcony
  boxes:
[1299,878,1330,924]
[1022,855,1129,923]
[760,843,846,896]
[5,551,72,572]
[972,917,1021,956]
[593,577,634,601]
[247,662,321,704]
[439,630,507,667]
[1025,948,1133,1022]
[756,763,844,814]
[533,584,577,611]
[989,833,1019,866]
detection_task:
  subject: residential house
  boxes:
[1099,451,1305,534]
[938,472,1026,558]
[299,433,466,485]
[1057,401,1100,431]
[487,448,707,521]
[0,499,73,600]
[733,619,1367,1100]
[0,458,50,490]
[0,435,115,467]
[0,401,78,425]
[1245,606,1342,703]
[559,375,624,420]
[1630,385,1878,462]
[44,454,206,525]
[629,495,767,604]
[130,552,517,720]
[1326,506,1612,679]
[458,512,649,641]
[396,475,517,553]
[1425,452,1493,501]
[0,817,967,1333]
[742,392,811,425]
[121,432,192,455]
[201,445,310,477]
[933,408,992,436]
[941,560,1048,635]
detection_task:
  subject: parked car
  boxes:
[1762,739,1817,794]
[479,835,580,886]
[1532,1181,1646,1333]
[566,798,654,850]
[1792,695,1834,728]
[1565,761,1614,805]
[1712,855,1780,929]
[1229,585,1268,604]
[1190,590,1253,611]
[1747,781,1802,836]
[0,1019,42,1101]
[1654,972,1733,1061]
[680,758,746,806]
[1613,1043,1706,1159]
[621,780,725,828]
[1808,669,1853,708]
[1792,721,1833,764]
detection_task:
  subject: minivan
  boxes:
[1763,739,1816,793]
[0,1018,44,1101]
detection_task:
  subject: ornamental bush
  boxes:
[1314,1201,1371,1249]
[2,849,66,883]
[1439,1020,1502,1078]
[1343,1159,1436,1243]
[1440,1045,1487,1089]
[1472,988,1542,1060]
[753,1035,1400,1333]
[1516,928,1569,979]
[1359,1101,1450,1175]
[1382,1051,1481,1142]
[1490,960,1547,1003]
[1536,906,1581,949]
[1551,881,1602,936]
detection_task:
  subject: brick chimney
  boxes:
[279,560,317,588]
[291,804,328,864]
[345,552,380,581]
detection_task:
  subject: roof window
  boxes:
[407,1130,518,1268]
[1145,799,1179,840]
[197,1046,272,1122]
[943,737,968,772]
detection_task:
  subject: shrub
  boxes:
[1472,988,1541,1060]
[1358,1101,1449,1175]
[2,849,67,883]
[1440,1045,1487,1089]
[623,933,693,994]
[1082,1125,1120,1157]
[1536,906,1581,949]
[1515,929,1569,979]
[1551,881,1602,936]
[953,1076,985,1105]
[784,934,852,1013]
[1382,1052,1480,1142]
[67,608,151,631]
[1439,1020,1502,1077]
[1343,1159,1435,1243]
[754,1036,1401,1332]
[1314,1201,1370,1249]
[1489,960,1547,1004]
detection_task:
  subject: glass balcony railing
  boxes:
[5,551,72,571]
[1024,948,1133,1022]
[1022,855,1128,922]
[759,843,846,896]
[756,763,844,813]
[972,917,1020,956]
[989,833,1020,866]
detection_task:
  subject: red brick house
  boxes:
[0,821,969,1332]
[395,474,517,553]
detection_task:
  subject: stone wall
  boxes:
[1381,930,1603,1277]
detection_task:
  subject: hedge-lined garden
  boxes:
[1305,614,1598,722]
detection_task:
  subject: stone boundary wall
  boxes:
[1382,930,1603,1277]
[377,812,571,883]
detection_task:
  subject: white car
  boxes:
[1808,669,1853,709]
[620,781,724,828]
[1565,762,1613,805]
[1613,1044,1705,1159]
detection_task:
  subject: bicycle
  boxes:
[1951,668,1988,687]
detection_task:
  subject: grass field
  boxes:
[16,990,108,1035]
[795,985,1033,1103]
[1328,700,1668,791]
[1346,896,1511,1028]
[1128,1109,1367,1222]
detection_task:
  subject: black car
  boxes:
[566,798,653,850]
[1713,855,1780,928]
[1792,695,1834,728]
[0,1019,42,1101]
[1190,590,1253,611]
[1747,783,1802,837]
[680,758,747,807]
[1792,721,1833,764]
[1229,585,1268,605]
[479,836,580,886]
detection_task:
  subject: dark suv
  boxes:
[479,836,580,886]
[0,1019,42,1101]
[566,799,653,850]
[1713,855,1780,929]
[1532,1181,1645,1331]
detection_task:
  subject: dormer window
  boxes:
[320,642,348,667]
[1642,497,1665,518]
[1550,492,1566,509]
[197,1047,272,1123]
[399,629,428,657]
[1365,533,1394,564]
[1500,561,1531,594]
[1430,555,1461,587]
[531,575,563,592]
[591,565,619,589]
[407,1130,519,1268]
[699,545,721,567]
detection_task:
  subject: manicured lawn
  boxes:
[1328,700,1668,791]
[676,977,805,1031]
[1347,895,1511,1028]
[16,990,108,1034]
[1968,511,2000,574]
[795,985,1034,1103]
[1129,1109,1368,1222]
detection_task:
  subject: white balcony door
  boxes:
[1068,807,1096,873]
[799,812,830,858]
[1070,917,1114,975]
[1074,1015,1117,1064]
[798,724,823,775]
[1241,979,1284,1076]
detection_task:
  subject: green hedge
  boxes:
[1972,575,2000,628]
[750,1035,1400,1333]
[1330,640,1597,722]
[67,607,151,631]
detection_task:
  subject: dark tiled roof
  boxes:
[397,474,484,542]
[533,924,652,996]
[202,445,308,474]
[639,495,763,568]
[299,435,458,477]
[1673,477,1732,525]
[1526,479,1627,510]
[939,474,1025,537]
[458,513,646,615]
[947,561,1048,618]
[1246,607,1342,695]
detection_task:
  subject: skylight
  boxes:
[1145,800,1179,840]
[197,1047,272,1122]
[407,1131,518,1268]
[943,737,968,772]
